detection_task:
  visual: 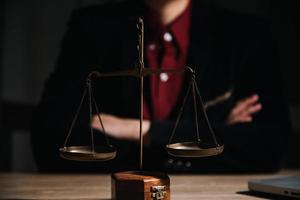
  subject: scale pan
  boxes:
[59,145,117,161]
[166,142,224,158]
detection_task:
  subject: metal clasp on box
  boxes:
[151,185,166,199]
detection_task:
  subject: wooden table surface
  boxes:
[0,170,299,200]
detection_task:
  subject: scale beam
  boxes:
[86,68,184,79]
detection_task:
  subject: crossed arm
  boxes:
[91,94,262,141]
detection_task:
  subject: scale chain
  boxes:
[91,91,111,147]
[87,80,96,154]
[168,79,192,145]
[191,79,201,142]
[168,67,220,147]
[193,79,220,147]
[63,87,88,148]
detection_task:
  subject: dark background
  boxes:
[0,0,299,171]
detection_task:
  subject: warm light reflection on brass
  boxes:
[59,146,116,161]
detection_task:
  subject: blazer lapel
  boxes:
[187,1,217,84]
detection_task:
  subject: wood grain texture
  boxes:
[0,170,299,200]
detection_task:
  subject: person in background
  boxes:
[31,0,290,173]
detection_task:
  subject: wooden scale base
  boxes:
[111,171,170,200]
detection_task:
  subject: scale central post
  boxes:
[137,18,145,171]
[112,18,170,200]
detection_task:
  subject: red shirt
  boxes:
[144,2,192,121]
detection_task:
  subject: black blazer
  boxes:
[31,0,290,173]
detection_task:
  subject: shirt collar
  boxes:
[145,1,192,52]
[169,1,192,52]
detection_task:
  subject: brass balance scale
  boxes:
[59,18,224,200]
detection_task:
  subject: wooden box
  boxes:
[111,171,170,200]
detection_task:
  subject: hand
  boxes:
[225,94,262,125]
[91,113,151,141]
